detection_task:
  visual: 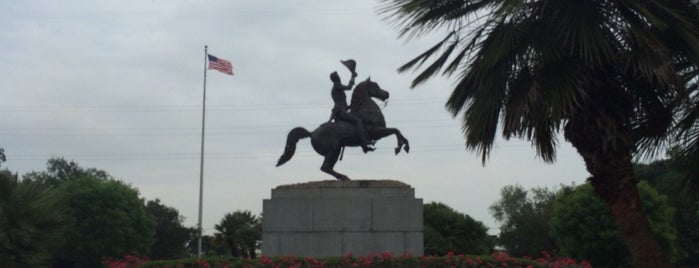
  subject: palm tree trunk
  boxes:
[588,150,669,267]
[227,239,238,257]
[248,243,257,259]
[565,105,671,267]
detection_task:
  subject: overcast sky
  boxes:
[1,0,590,234]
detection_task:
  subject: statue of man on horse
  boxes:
[328,59,375,153]
[276,59,410,181]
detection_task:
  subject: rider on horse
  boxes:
[328,71,375,153]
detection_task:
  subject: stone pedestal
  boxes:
[262,180,423,257]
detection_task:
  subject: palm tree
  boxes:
[380,0,699,267]
[214,211,261,258]
[0,170,70,267]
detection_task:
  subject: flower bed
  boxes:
[106,252,590,268]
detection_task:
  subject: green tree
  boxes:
[23,158,155,266]
[635,153,699,265]
[550,182,678,266]
[424,202,494,255]
[55,176,155,266]
[489,185,561,258]
[380,1,699,266]
[146,199,190,260]
[0,170,70,267]
[214,210,261,258]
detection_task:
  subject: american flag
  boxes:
[207,54,233,75]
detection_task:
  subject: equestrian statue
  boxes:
[276,60,410,181]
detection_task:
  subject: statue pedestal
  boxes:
[262,180,423,257]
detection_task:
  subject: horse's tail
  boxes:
[276,127,311,167]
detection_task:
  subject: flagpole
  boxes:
[197,45,208,258]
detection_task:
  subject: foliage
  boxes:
[186,232,227,257]
[549,184,630,266]
[146,198,191,260]
[214,210,261,258]
[135,252,590,268]
[0,169,70,267]
[23,157,111,186]
[424,202,494,255]
[635,154,699,265]
[489,185,563,258]
[549,182,678,266]
[54,171,155,266]
[17,158,156,266]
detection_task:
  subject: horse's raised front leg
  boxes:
[320,148,350,181]
[368,127,410,155]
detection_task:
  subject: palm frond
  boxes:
[443,45,470,76]
[630,72,676,160]
[476,18,523,69]
[672,81,699,198]
[379,0,490,39]
[553,1,617,65]
[537,59,588,119]
[411,40,459,87]
[459,58,511,163]
[502,65,534,136]
[445,70,477,117]
[397,31,455,73]
[674,121,699,199]
[528,111,559,163]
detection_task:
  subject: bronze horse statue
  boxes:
[276,78,410,181]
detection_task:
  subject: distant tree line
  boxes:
[4,154,695,266]
[0,157,262,267]
[489,153,698,266]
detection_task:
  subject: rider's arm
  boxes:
[339,84,352,91]
[345,77,355,90]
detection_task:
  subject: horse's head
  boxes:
[356,77,389,102]
[350,77,389,127]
